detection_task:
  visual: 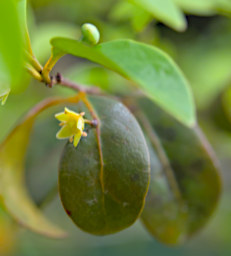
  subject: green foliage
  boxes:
[0,0,228,252]
[64,64,128,94]
[0,0,23,98]
[59,96,150,235]
[51,38,196,126]
[128,0,186,31]
[112,0,231,33]
[127,97,221,245]
[0,99,66,238]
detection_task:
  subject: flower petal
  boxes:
[56,125,73,139]
[76,117,85,131]
[73,131,82,147]
[65,107,81,118]
[55,112,68,122]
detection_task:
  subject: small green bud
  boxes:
[81,23,100,45]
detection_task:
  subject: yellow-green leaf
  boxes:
[0,98,70,238]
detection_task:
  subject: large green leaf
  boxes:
[128,0,186,31]
[0,98,69,238]
[51,38,196,126]
[127,97,221,245]
[0,0,23,95]
[59,96,150,235]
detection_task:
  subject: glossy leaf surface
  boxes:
[127,97,221,245]
[59,96,150,235]
[51,38,196,126]
[0,98,70,238]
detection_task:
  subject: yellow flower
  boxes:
[55,107,88,147]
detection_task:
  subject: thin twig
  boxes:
[24,59,103,95]
[54,72,103,95]
[42,53,63,85]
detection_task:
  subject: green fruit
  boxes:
[59,96,150,235]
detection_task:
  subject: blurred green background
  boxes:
[0,0,231,255]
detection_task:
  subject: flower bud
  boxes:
[81,23,100,45]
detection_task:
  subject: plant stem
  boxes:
[81,96,104,195]
[25,63,43,82]
[55,73,102,95]
[25,46,103,94]
[42,52,64,85]
[25,50,43,73]
[26,94,83,120]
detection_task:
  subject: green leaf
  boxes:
[51,38,196,126]
[129,97,221,245]
[0,98,68,238]
[0,0,23,94]
[173,0,217,15]
[17,0,27,33]
[128,0,186,31]
[59,96,150,235]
